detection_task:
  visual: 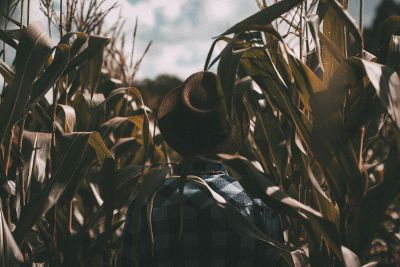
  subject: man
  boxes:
[121,71,283,266]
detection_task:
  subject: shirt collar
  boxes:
[176,157,228,175]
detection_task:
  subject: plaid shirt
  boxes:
[121,160,283,267]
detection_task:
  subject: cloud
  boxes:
[154,0,188,21]
[128,0,258,79]
[27,0,396,81]
[204,0,239,22]
[138,40,213,78]
[124,0,188,27]
[23,0,258,80]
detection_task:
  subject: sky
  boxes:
[28,0,399,80]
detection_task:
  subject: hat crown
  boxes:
[182,72,219,113]
[178,72,228,144]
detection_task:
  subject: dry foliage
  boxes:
[0,0,399,266]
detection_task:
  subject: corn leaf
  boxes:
[59,32,88,59]
[349,58,400,129]
[63,35,110,75]
[14,132,112,244]
[0,205,24,266]
[27,44,70,111]
[0,28,18,48]
[56,104,76,133]
[220,0,304,36]
[0,59,15,84]
[126,167,170,267]
[222,156,343,259]
[349,132,400,258]
[217,38,245,117]
[0,22,53,144]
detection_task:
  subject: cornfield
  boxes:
[0,0,399,266]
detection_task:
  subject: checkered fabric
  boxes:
[121,161,283,267]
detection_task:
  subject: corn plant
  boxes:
[202,0,400,266]
[0,0,399,266]
[0,0,162,266]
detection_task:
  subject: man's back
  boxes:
[122,160,283,266]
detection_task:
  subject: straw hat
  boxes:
[157,71,249,155]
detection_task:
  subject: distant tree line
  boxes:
[364,0,400,54]
[135,74,182,112]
